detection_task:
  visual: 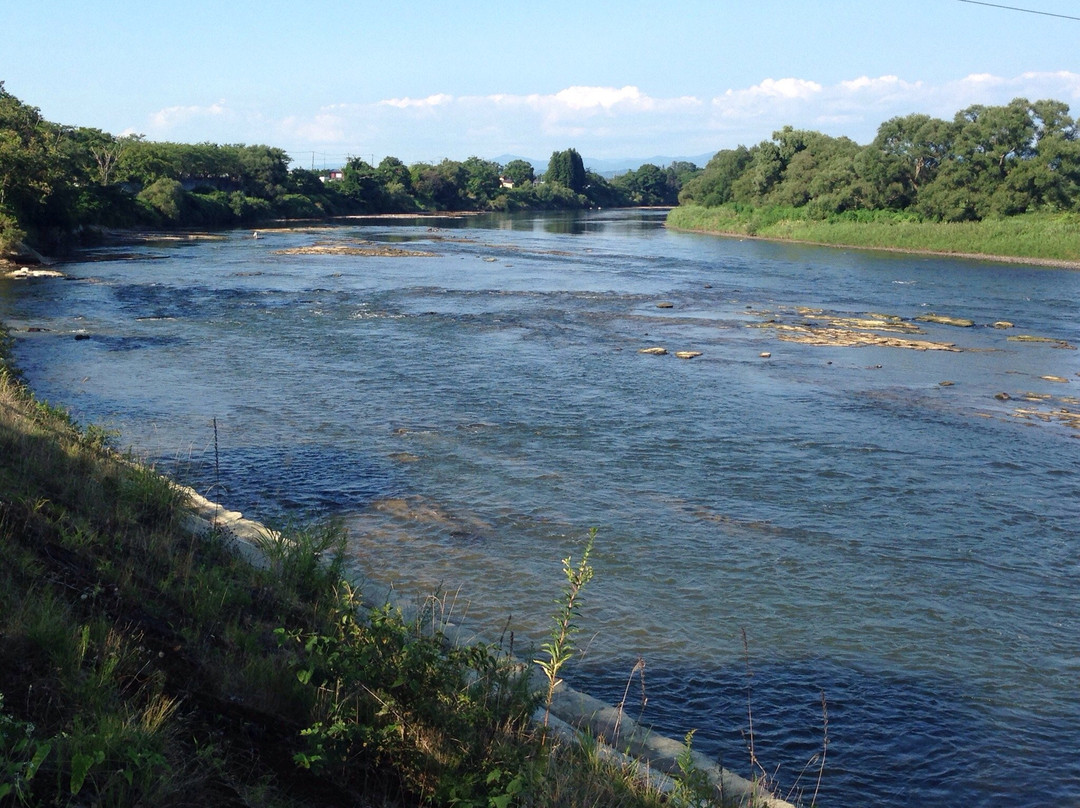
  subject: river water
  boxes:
[2,210,1078,806]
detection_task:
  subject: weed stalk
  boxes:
[535,528,596,729]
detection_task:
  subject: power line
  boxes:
[957,0,1080,21]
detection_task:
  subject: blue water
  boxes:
[2,210,1078,806]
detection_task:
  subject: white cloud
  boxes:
[734,77,823,101]
[379,93,454,109]
[280,112,345,143]
[553,85,649,110]
[149,72,1080,164]
[149,100,229,130]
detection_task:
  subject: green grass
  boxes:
[667,204,1080,264]
[0,326,780,807]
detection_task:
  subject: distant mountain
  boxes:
[492,152,716,178]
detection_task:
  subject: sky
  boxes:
[3,1,1080,169]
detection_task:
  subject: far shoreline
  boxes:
[665,223,1080,270]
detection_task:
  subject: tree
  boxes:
[545,148,586,193]
[462,156,502,207]
[502,159,535,188]
[768,133,861,214]
[612,163,676,205]
[137,178,188,223]
[679,147,751,206]
[340,158,384,210]
[375,156,413,193]
[409,160,467,210]
[871,113,954,204]
[730,141,784,204]
[0,82,64,235]
[235,145,290,199]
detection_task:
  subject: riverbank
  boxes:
[0,320,790,808]
[666,205,1080,268]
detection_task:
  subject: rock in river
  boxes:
[915,313,975,327]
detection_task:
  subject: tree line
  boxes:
[680,97,1080,221]
[0,83,697,256]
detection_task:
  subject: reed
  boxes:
[668,204,1080,264]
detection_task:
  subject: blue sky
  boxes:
[3,1,1080,167]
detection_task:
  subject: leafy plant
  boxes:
[535,529,596,727]
[670,730,715,808]
[0,694,52,806]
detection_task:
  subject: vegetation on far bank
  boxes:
[0,325,790,807]
[0,82,697,258]
[667,205,1080,264]
[668,96,1080,263]
[679,97,1080,223]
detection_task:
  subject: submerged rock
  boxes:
[758,323,959,351]
[1007,334,1075,349]
[275,242,436,257]
[915,313,975,327]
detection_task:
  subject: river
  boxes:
[2,209,1078,807]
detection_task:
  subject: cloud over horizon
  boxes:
[139,71,1080,165]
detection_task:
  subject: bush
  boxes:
[136,178,187,224]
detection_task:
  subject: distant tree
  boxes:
[0,82,74,246]
[730,141,784,204]
[613,163,676,205]
[545,148,587,193]
[679,147,751,206]
[341,157,385,210]
[502,159,535,187]
[115,139,181,186]
[287,167,326,196]
[462,156,502,207]
[768,132,862,213]
[376,156,413,192]
[137,178,188,223]
[234,145,290,198]
[410,160,468,210]
[582,171,627,207]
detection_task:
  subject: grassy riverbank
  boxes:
[0,322,789,807]
[667,205,1080,266]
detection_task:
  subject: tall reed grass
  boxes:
[668,204,1080,264]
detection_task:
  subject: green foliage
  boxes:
[687,96,1080,225]
[670,731,715,808]
[668,204,1080,262]
[545,148,588,193]
[535,529,596,727]
[502,159,536,187]
[136,178,187,223]
[1,82,694,248]
[277,583,534,803]
[0,207,26,255]
[0,693,52,805]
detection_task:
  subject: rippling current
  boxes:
[2,210,1078,806]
